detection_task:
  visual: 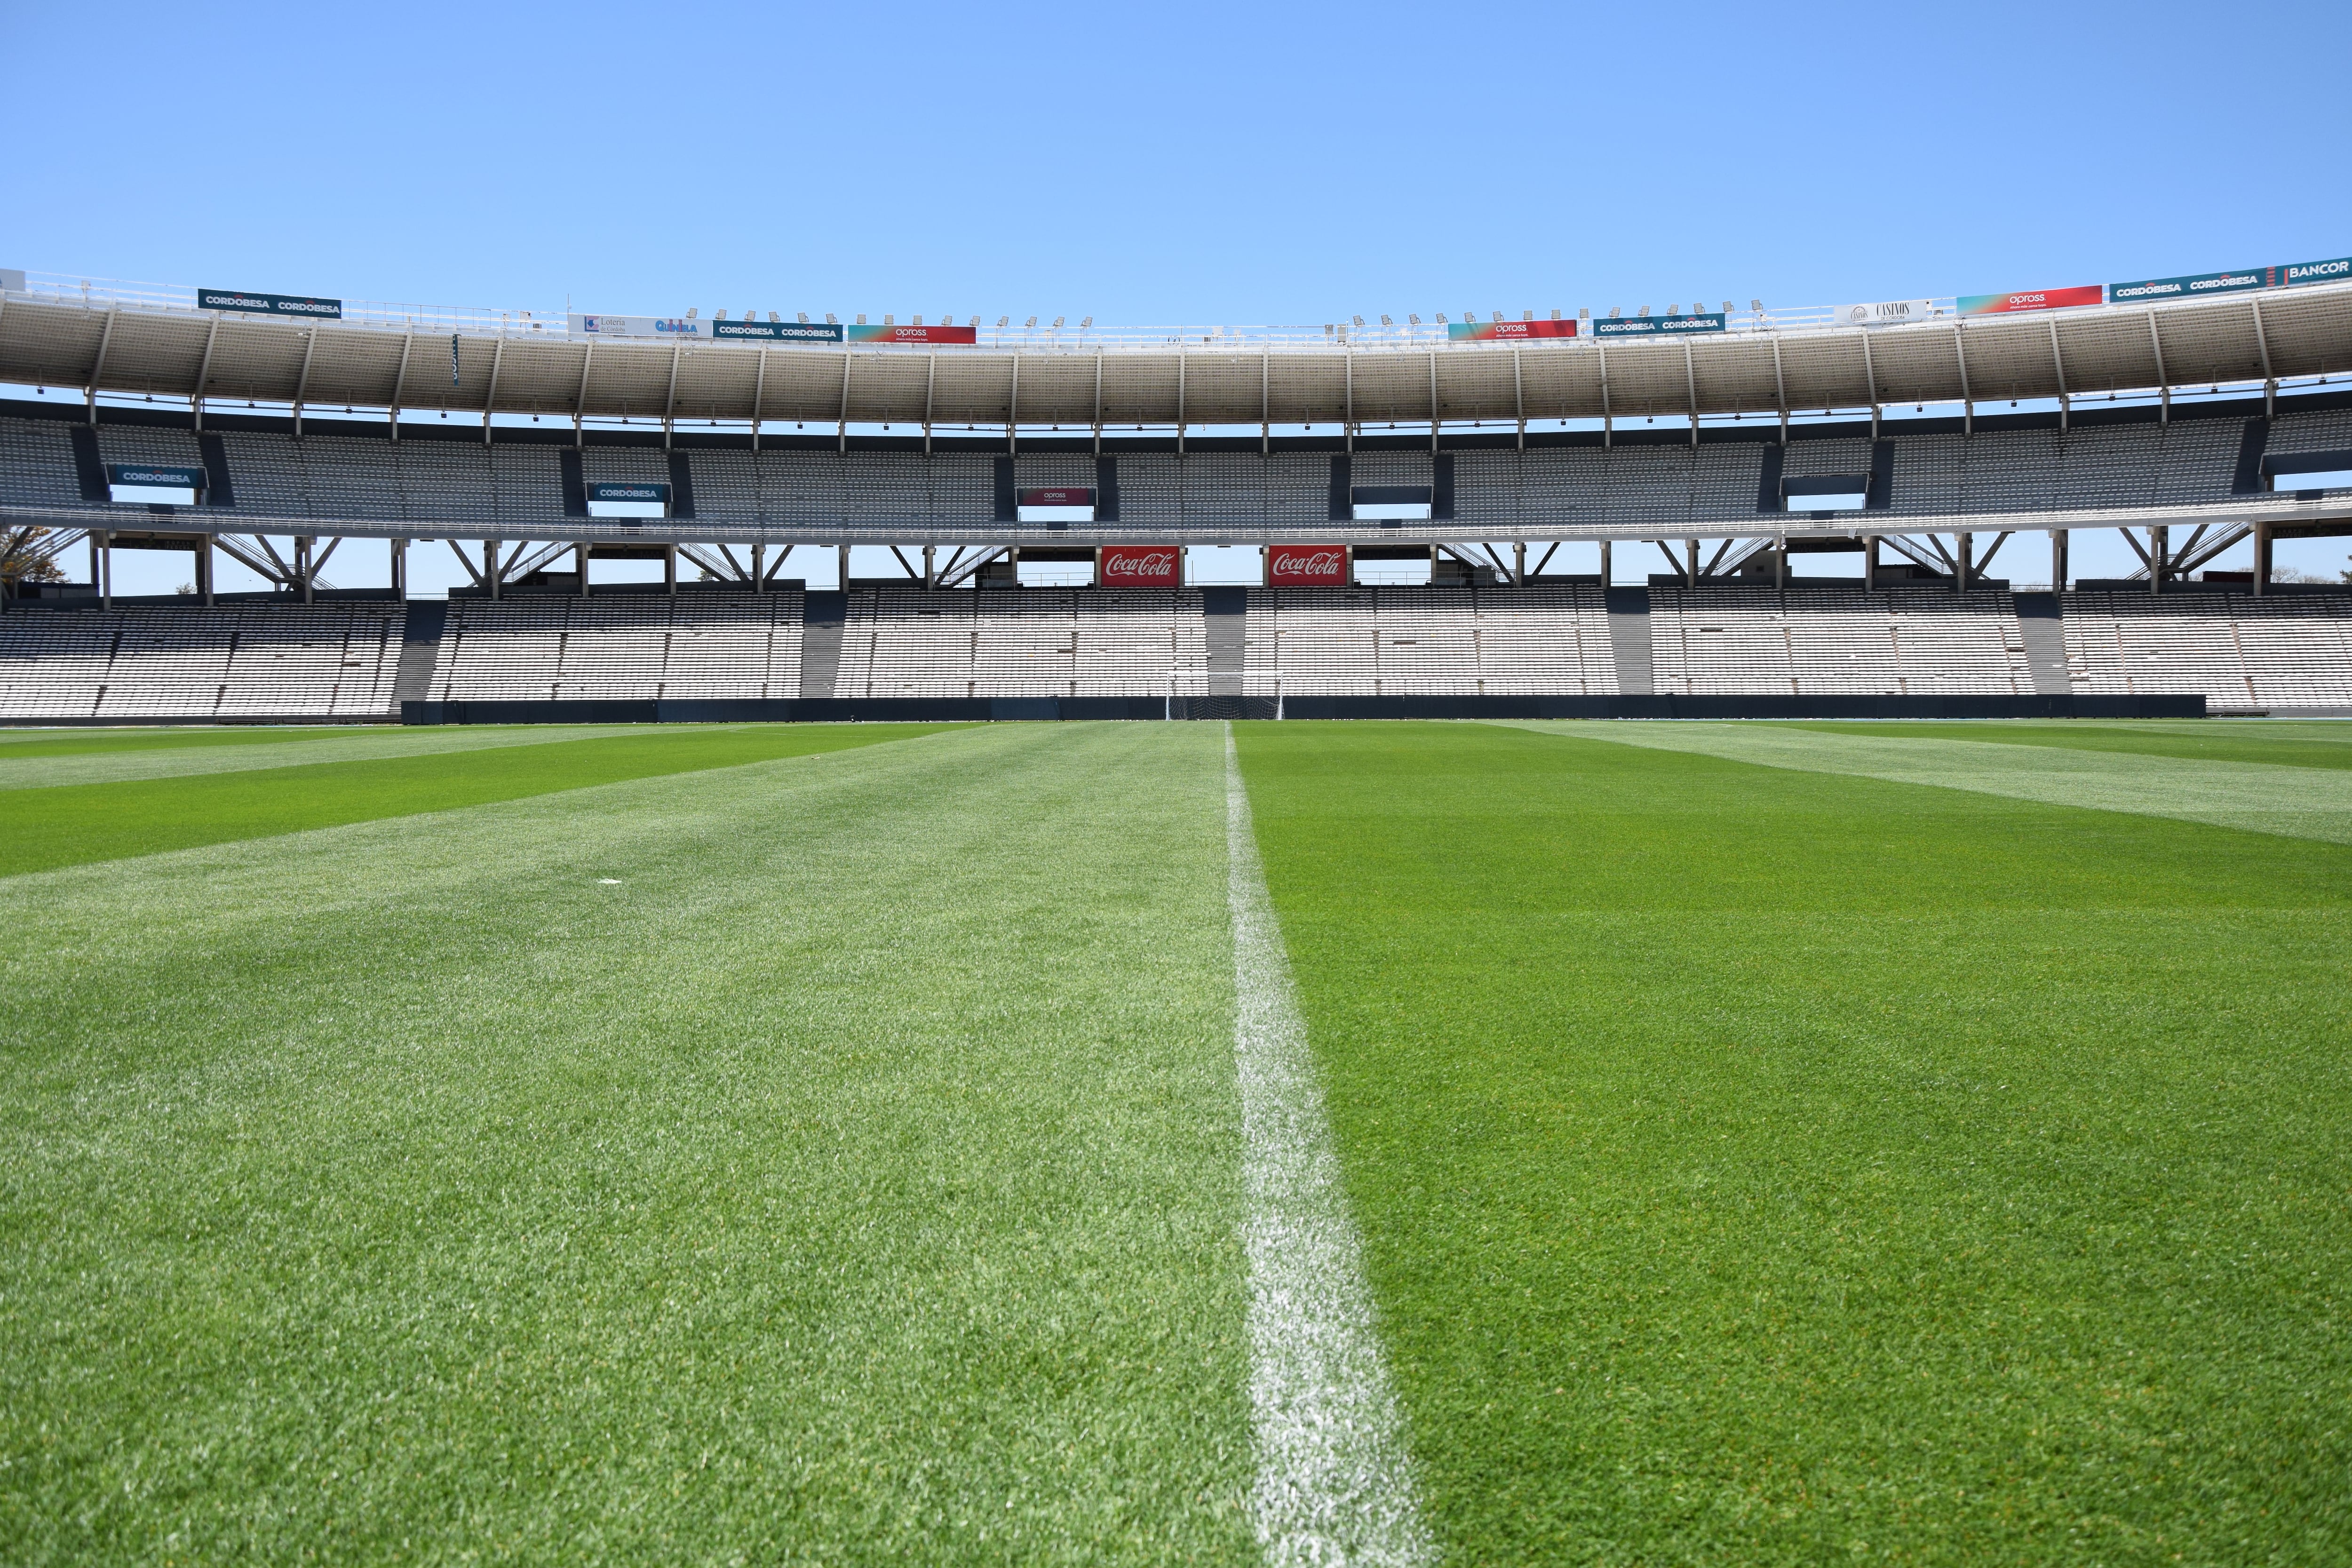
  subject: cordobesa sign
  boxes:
[199,287,342,319]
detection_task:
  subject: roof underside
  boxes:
[6,287,2351,429]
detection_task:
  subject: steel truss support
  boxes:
[936,545,1011,589]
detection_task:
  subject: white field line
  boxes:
[1225,724,1435,1568]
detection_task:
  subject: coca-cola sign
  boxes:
[1098,545,1181,586]
[1267,544,1350,586]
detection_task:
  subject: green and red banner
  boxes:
[1446,318,1579,341]
[1955,286,2103,316]
[845,322,977,344]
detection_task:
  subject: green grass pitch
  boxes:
[2,718,2346,1563]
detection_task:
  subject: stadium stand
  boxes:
[7,391,2350,541]
[1243,584,1617,696]
[430,590,805,702]
[0,600,404,720]
[1649,585,2034,696]
[2063,587,2352,713]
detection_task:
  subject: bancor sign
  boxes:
[1098,546,1180,586]
[1266,544,1349,587]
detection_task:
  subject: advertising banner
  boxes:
[109,464,203,489]
[1446,318,1579,341]
[2108,267,2264,304]
[1955,286,2102,316]
[1835,300,1937,327]
[1591,311,1725,338]
[587,483,669,514]
[199,287,342,319]
[844,322,979,345]
[1266,544,1349,587]
[1098,545,1181,587]
[2272,256,2352,288]
[711,318,843,342]
[569,314,706,339]
[1020,487,1093,508]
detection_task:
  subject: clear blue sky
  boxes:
[9,0,2346,325]
[8,0,2348,590]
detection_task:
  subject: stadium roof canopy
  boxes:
[5,282,2351,433]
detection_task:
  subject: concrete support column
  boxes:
[2049,530,2066,594]
[1774,536,1788,589]
[838,544,850,590]
[577,542,590,598]
[1955,532,1972,593]
[94,531,110,607]
[752,543,765,595]
[1863,534,1878,592]
[2149,525,2166,597]
[198,534,216,605]
[664,544,677,596]
[1598,539,1611,585]
[485,539,500,601]
[923,543,936,590]
[1513,541,1526,585]
[1685,538,1699,586]
[2254,522,2272,597]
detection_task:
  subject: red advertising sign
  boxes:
[1955,285,2104,317]
[1098,545,1181,586]
[1267,544,1350,587]
[1020,487,1095,508]
[843,323,980,344]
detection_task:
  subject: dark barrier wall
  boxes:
[399,694,2207,724]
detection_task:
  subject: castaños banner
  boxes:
[845,322,978,344]
[1835,300,1937,326]
[1266,544,1349,586]
[1447,318,1579,341]
[1098,545,1181,586]
[199,287,342,319]
[1955,286,2102,316]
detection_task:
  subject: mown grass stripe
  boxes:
[5,723,966,876]
[1226,725,1433,1567]
[0,723,723,790]
[1495,719,2352,844]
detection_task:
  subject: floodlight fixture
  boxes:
[1024,316,1037,328]
[1052,316,1065,329]
[1668,304,1679,315]
[825,313,836,324]
[714,309,727,320]
[1522,310,1533,321]
[1750,299,1763,311]
[969,318,981,327]
[1638,306,1649,316]
[1409,314,1421,325]
[1381,315,1393,326]
[883,314,894,326]
[799,313,810,323]
[1436,313,1447,324]
[1465,311,1478,322]
[769,312,780,322]
[998,317,1009,328]
[1580,308,1590,320]
[1352,315,1365,328]
[1721,301,1732,314]
[856,314,866,325]
[1080,317,1092,328]
[1550,309,1561,320]
[687,308,698,319]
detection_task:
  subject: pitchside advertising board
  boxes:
[199,287,342,319]
[1265,544,1349,587]
[1590,312,1725,338]
[1098,546,1181,587]
[1447,318,1579,341]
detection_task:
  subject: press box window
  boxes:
[1017,487,1095,523]
[587,482,670,519]
[1352,486,1431,522]
[1783,475,1867,513]
[108,464,203,505]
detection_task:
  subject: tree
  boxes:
[0,527,69,589]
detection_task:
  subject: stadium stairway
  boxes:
[1604,587,1654,695]
[391,602,449,715]
[2010,593,2074,696]
[1203,587,1247,698]
[798,591,845,700]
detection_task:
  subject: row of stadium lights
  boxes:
[1326,302,1747,332]
[675,305,1759,330]
[684,308,1086,330]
